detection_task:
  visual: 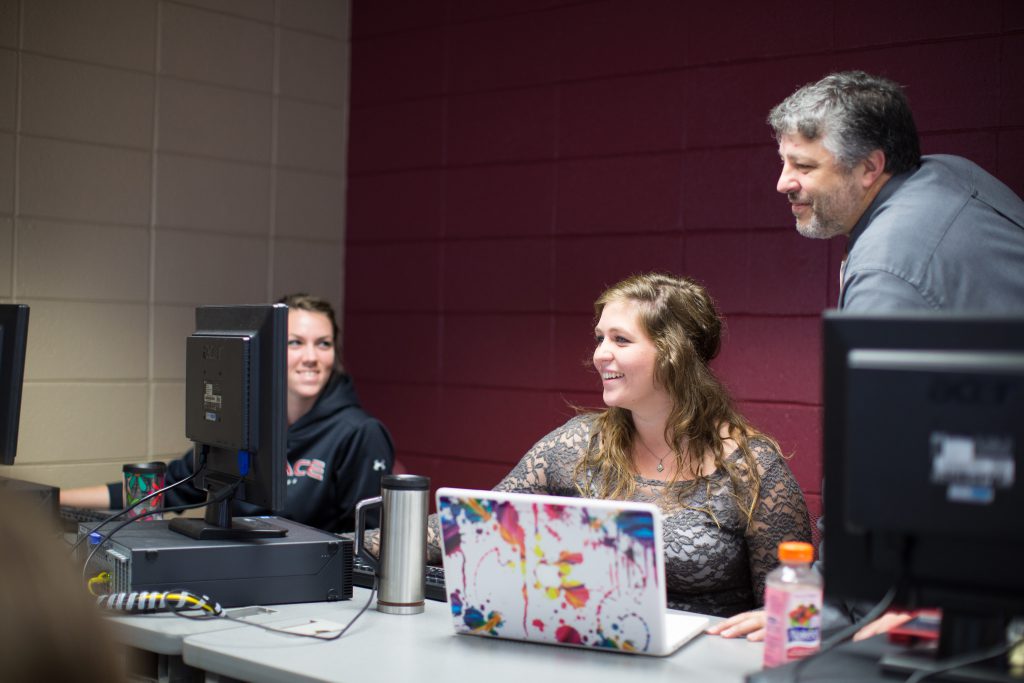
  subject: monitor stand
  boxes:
[168,498,286,540]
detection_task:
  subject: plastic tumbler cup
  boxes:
[122,462,167,520]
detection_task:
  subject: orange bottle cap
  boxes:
[778,541,814,563]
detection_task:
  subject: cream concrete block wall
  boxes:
[1,0,351,491]
[0,135,13,211]
[1,52,19,130]
[0,218,11,295]
[0,2,15,49]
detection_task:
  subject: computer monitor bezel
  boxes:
[823,311,1024,618]
[169,303,288,539]
[0,304,29,466]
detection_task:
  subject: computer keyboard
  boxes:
[351,554,447,603]
[58,505,116,533]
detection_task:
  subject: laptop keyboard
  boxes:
[351,554,447,603]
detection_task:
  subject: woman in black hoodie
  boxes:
[61,294,394,533]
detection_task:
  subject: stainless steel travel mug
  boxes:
[354,474,429,615]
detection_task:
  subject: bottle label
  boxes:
[763,587,822,667]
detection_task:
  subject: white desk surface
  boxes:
[105,603,286,655]
[181,588,764,683]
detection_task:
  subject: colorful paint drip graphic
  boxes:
[555,624,583,644]
[536,550,589,608]
[615,509,655,550]
[592,630,638,652]
[495,501,526,561]
[450,589,463,617]
[464,607,504,636]
[553,623,637,651]
[440,498,494,556]
[442,494,658,653]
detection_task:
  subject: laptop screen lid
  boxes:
[436,487,707,656]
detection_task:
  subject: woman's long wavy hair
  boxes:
[572,273,776,527]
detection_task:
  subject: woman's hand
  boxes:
[360,528,381,559]
[706,608,915,644]
[852,611,914,641]
[705,609,767,641]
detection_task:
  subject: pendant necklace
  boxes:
[638,437,671,473]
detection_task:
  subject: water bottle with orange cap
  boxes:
[762,541,823,668]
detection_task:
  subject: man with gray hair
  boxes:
[708,70,1024,645]
[770,70,1024,312]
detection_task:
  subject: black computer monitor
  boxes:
[823,312,1024,671]
[0,304,60,519]
[0,304,29,466]
[168,304,288,540]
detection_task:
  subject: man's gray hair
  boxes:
[768,71,921,174]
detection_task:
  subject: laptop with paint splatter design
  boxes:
[435,487,708,656]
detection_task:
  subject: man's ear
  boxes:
[859,149,887,188]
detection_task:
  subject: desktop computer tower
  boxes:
[79,516,353,607]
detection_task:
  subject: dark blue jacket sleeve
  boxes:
[334,420,395,531]
[161,450,209,509]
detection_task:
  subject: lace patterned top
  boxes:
[427,414,811,617]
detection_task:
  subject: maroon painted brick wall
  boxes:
[345,0,1024,525]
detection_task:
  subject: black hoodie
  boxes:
[109,373,394,533]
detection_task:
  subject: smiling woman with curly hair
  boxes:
[425,272,811,617]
